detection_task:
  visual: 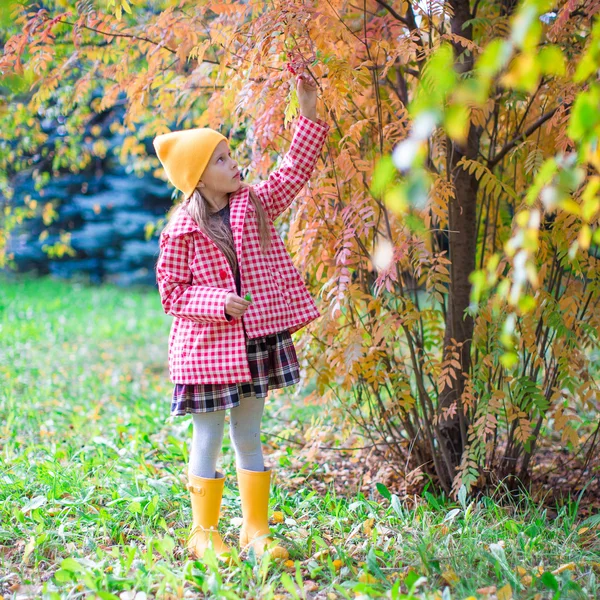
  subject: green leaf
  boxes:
[280,572,300,599]
[376,482,391,500]
[370,156,396,197]
[366,547,385,580]
[22,495,47,513]
[96,592,120,600]
[53,570,74,583]
[538,45,565,76]
[60,557,84,572]
[568,88,600,141]
[540,571,559,592]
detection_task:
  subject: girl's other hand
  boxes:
[225,292,251,319]
[297,73,318,121]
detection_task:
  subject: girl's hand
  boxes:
[225,292,251,319]
[296,73,318,121]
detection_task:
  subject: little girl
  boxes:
[153,73,329,562]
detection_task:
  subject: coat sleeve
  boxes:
[156,232,232,323]
[252,114,330,222]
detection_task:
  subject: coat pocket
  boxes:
[269,265,292,307]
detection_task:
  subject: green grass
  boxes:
[0,275,598,599]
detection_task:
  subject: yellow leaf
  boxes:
[521,575,533,586]
[22,536,35,564]
[332,559,343,571]
[516,566,527,576]
[497,583,513,600]
[272,511,284,523]
[358,573,377,584]
[578,527,589,535]
[284,559,295,569]
[362,518,374,535]
[442,568,459,585]
[552,562,576,575]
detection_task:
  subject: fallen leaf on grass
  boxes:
[476,586,496,596]
[363,518,375,535]
[21,536,35,564]
[552,562,576,574]
[497,583,513,600]
[442,568,459,585]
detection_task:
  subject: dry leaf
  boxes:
[442,568,459,585]
[21,536,35,564]
[363,518,375,535]
[552,562,576,574]
[476,586,497,596]
[497,583,513,600]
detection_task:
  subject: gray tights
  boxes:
[188,394,265,478]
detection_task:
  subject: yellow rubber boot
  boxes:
[237,467,289,560]
[187,471,231,561]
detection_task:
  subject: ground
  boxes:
[0,275,598,599]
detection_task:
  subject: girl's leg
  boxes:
[189,410,226,478]
[231,394,288,559]
[229,394,265,471]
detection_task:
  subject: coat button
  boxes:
[219,269,227,279]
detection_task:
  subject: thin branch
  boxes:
[488,104,567,169]
[374,0,410,26]
[55,18,183,57]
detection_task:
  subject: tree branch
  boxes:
[487,104,568,169]
[374,0,410,26]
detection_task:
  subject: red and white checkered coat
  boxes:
[156,115,330,384]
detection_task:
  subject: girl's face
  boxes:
[199,140,242,195]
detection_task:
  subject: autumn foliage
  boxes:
[1,0,599,495]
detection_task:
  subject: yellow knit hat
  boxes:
[153,127,229,199]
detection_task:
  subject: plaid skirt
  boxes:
[170,330,300,415]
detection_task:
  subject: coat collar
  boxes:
[166,186,249,237]
[164,186,251,262]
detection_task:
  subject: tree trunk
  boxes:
[436,0,482,486]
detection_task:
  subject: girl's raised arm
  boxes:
[252,113,330,222]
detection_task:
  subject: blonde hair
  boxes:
[164,182,272,277]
